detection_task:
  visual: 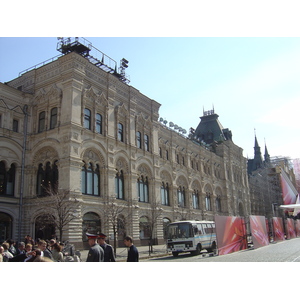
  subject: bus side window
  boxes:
[212,223,216,233]
[193,226,198,235]
[202,223,207,234]
[206,224,212,234]
[197,224,203,235]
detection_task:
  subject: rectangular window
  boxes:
[96,113,102,134]
[178,188,185,207]
[161,183,169,206]
[13,119,19,132]
[38,111,45,132]
[205,196,211,211]
[144,134,149,151]
[193,192,199,209]
[84,108,91,130]
[118,123,124,142]
[136,131,141,148]
[50,107,57,129]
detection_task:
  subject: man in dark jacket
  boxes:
[124,236,139,262]
[97,233,116,262]
[86,233,104,262]
[37,240,54,261]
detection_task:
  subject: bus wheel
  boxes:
[192,244,201,255]
[207,242,216,253]
[172,252,179,257]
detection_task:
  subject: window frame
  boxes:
[84,108,91,130]
[38,111,46,133]
[50,107,58,130]
[118,123,124,142]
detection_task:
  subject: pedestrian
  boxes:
[124,236,139,262]
[51,242,64,262]
[6,239,17,256]
[86,233,104,262]
[97,233,116,262]
[0,245,4,262]
[2,242,13,261]
[37,240,54,261]
[16,242,26,255]
[24,235,35,247]
[49,239,56,250]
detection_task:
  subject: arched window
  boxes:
[115,170,124,200]
[50,107,58,129]
[38,111,46,132]
[161,182,169,206]
[177,186,185,207]
[192,190,199,209]
[36,161,59,196]
[0,212,13,241]
[136,131,141,148]
[96,113,102,134]
[0,162,16,196]
[205,193,211,211]
[84,108,91,130]
[81,162,100,196]
[82,212,101,241]
[137,176,149,202]
[118,123,124,142]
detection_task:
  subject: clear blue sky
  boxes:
[1,37,300,160]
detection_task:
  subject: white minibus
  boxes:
[167,220,217,256]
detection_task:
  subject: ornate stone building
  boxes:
[0,38,250,248]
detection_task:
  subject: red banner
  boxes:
[272,217,285,242]
[286,218,296,239]
[295,220,300,237]
[249,215,269,249]
[215,216,247,255]
[280,172,297,205]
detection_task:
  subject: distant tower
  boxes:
[247,132,266,174]
[264,140,271,165]
[253,134,264,170]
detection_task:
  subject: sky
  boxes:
[1,1,300,161]
[1,37,300,160]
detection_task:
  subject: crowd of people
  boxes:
[0,235,78,262]
[1,233,140,262]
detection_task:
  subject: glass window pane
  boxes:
[84,108,91,129]
[50,107,57,129]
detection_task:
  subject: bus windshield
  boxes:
[168,223,193,239]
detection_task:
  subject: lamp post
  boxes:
[272,203,278,217]
[18,104,28,242]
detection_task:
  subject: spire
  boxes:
[253,132,263,170]
[264,138,270,164]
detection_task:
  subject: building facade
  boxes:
[247,136,297,220]
[0,39,250,248]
